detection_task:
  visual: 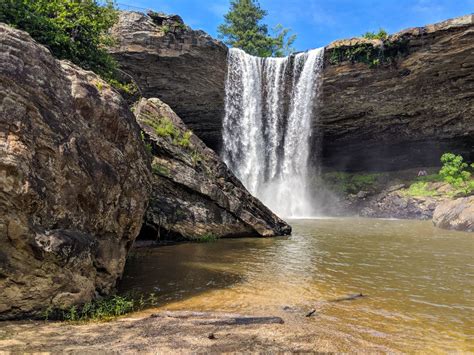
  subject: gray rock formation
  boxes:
[134,98,291,240]
[0,24,151,319]
[320,14,474,171]
[109,11,228,151]
[110,12,473,170]
[433,196,474,232]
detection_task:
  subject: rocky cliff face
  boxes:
[111,13,473,171]
[135,98,291,240]
[320,14,474,171]
[109,11,227,151]
[0,24,151,319]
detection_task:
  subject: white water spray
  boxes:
[222,47,324,218]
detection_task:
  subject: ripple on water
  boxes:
[119,218,474,352]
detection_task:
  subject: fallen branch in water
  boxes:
[330,293,366,302]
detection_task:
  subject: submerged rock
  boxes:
[0,24,151,319]
[134,98,291,240]
[433,196,474,232]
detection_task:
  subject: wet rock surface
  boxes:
[433,196,474,232]
[359,189,446,220]
[134,98,291,240]
[0,24,151,319]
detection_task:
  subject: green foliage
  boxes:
[416,173,443,183]
[217,0,295,57]
[362,28,388,40]
[328,38,409,67]
[191,150,203,167]
[143,117,194,150]
[1,0,119,80]
[439,153,474,195]
[144,117,179,139]
[323,172,380,194]
[177,130,192,148]
[195,233,218,243]
[151,162,170,176]
[107,79,139,95]
[403,182,439,197]
[161,24,171,34]
[47,293,159,322]
[140,132,153,154]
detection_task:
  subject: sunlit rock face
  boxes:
[109,11,228,151]
[0,24,151,319]
[320,14,474,171]
[111,12,473,172]
[134,98,291,240]
[433,196,474,232]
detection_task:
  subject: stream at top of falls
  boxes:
[120,218,474,352]
[221,47,324,218]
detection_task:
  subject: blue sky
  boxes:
[117,0,474,51]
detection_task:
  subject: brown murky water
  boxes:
[120,218,474,352]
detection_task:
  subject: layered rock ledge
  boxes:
[320,14,474,171]
[0,24,151,319]
[135,98,291,240]
[109,11,227,151]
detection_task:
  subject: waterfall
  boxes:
[222,47,324,218]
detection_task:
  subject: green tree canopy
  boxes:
[217,0,296,57]
[0,0,118,80]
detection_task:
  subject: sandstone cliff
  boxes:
[135,98,291,240]
[109,11,227,151]
[0,24,151,319]
[110,12,473,171]
[320,14,474,171]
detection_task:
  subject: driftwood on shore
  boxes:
[206,316,284,325]
[150,311,284,325]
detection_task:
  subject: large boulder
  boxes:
[109,11,228,151]
[433,196,474,232]
[134,98,291,240]
[0,24,151,319]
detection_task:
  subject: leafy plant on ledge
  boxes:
[328,37,409,68]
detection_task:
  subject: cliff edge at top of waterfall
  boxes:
[135,97,292,240]
[326,14,473,49]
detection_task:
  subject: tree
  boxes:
[439,153,474,195]
[217,0,296,57]
[0,0,118,80]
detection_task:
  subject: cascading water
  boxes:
[222,47,324,218]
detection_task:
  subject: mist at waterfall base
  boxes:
[222,47,324,218]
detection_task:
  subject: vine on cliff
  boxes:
[328,38,409,67]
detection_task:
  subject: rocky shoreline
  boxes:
[0,309,394,352]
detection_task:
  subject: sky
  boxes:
[117,0,474,51]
